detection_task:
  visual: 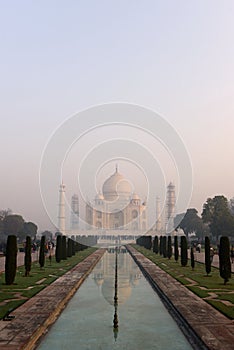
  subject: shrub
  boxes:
[159,235,163,255]
[167,236,172,259]
[39,235,45,268]
[205,236,211,276]
[67,238,73,258]
[72,239,76,255]
[62,236,67,260]
[191,247,195,270]
[180,236,188,266]
[153,236,159,254]
[147,236,152,250]
[219,236,231,285]
[55,235,62,262]
[162,236,167,257]
[174,236,179,262]
[5,235,17,285]
[24,236,32,277]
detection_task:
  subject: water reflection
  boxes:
[93,247,141,306]
[113,247,119,340]
[38,248,192,350]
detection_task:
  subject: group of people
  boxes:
[193,242,234,264]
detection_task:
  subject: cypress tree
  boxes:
[24,236,32,277]
[162,236,167,257]
[72,239,76,255]
[55,235,62,262]
[180,236,188,266]
[67,238,73,257]
[219,236,231,285]
[145,236,152,250]
[205,236,211,276]
[191,247,195,270]
[62,236,67,260]
[167,236,172,259]
[174,236,179,262]
[39,235,45,268]
[5,235,17,285]
[153,236,159,254]
[159,235,163,255]
[75,241,79,253]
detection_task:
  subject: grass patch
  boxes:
[187,285,210,298]
[207,299,234,318]
[0,247,96,319]
[216,293,234,303]
[0,300,26,319]
[133,245,234,319]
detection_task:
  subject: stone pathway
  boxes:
[127,245,234,350]
[191,251,234,273]
[0,248,106,350]
[0,251,54,274]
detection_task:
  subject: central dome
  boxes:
[102,167,132,201]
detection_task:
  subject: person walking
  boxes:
[210,247,214,263]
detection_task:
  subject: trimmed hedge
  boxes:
[5,235,17,285]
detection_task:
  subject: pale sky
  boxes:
[0,1,234,231]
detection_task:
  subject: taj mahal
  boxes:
[85,166,147,231]
[58,166,176,236]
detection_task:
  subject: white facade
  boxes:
[86,167,147,232]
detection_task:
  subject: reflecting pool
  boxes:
[38,248,192,350]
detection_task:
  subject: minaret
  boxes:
[156,196,162,232]
[58,182,66,234]
[70,194,79,231]
[166,182,176,234]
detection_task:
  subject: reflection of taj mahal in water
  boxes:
[58,166,176,235]
[93,248,141,305]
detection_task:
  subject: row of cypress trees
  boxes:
[55,235,88,263]
[4,234,91,285]
[136,234,232,285]
[137,235,180,262]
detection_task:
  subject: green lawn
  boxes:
[0,248,96,319]
[133,245,234,319]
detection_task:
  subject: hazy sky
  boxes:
[1,1,234,231]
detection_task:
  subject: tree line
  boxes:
[0,209,38,245]
[174,195,234,242]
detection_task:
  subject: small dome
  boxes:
[132,193,140,200]
[95,192,104,201]
[102,168,132,201]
